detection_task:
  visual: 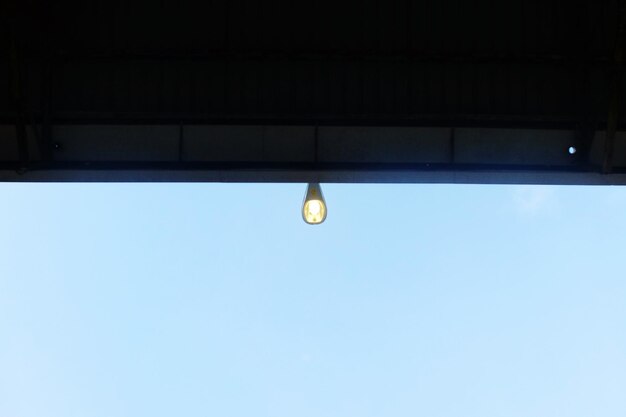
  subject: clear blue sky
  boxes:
[1,183,625,417]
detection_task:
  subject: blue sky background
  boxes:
[1,183,625,417]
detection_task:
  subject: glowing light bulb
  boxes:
[308,200,321,215]
[302,183,327,224]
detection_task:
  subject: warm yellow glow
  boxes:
[308,200,321,215]
[303,199,326,224]
[302,183,327,225]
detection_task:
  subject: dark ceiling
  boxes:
[2,0,626,183]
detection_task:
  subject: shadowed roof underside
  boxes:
[2,0,626,183]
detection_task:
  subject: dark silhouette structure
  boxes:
[2,0,626,183]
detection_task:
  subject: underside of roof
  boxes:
[2,0,626,183]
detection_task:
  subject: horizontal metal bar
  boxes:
[0,161,603,172]
[54,51,614,65]
[0,115,613,130]
[2,123,622,184]
[2,164,625,185]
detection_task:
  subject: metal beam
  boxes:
[8,34,29,167]
[55,51,613,65]
[1,164,625,185]
[0,124,623,184]
[603,0,626,174]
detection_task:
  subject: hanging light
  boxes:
[302,183,327,225]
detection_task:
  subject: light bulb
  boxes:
[307,200,321,215]
[302,183,327,224]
